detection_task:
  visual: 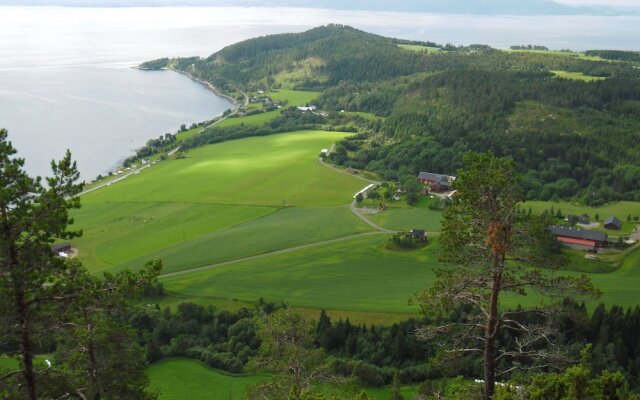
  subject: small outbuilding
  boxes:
[51,243,72,255]
[604,216,622,230]
[578,214,591,225]
[408,229,427,242]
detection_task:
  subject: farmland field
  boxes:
[551,70,606,82]
[268,89,321,106]
[79,131,362,207]
[146,358,419,400]
[74,130,365,273]
[111,206,372,275]
[397,44,441,53]
[215,109,281,128]
[368,204,443,232]
[147,358,266,400]
[160,234,438,314]
[161,230,640,314]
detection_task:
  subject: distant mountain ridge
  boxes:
[2,0,637,16]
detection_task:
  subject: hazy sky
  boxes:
[556,0,640,6]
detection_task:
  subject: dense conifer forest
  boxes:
[142,25,640,205]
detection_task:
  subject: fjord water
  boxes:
[1,6,638,179]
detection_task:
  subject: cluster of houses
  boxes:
[417,172,456,193]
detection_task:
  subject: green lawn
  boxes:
[80,131,362,207]
[551,70,606,82]
[111,206,372,275]
[368,205,443,232]
[147,358,266,400]
[161,234,438,314]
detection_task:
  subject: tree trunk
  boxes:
[17,290,37,400]
[483,257,503,400]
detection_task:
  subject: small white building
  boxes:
[297,105,317,112]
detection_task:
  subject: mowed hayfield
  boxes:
[551,70,606,82]
[268,89,321,106]
[146,358,419,400]
[73,131,366,273]
[80,131,361,206]
[160,228,640,315]
[147,358,266,400]
[110,207,372,275]
[160,234,438,314]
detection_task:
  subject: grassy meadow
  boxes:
[147,358,266,400]
[146,358,420,400]
[551,70,606,82]
[367,196,443,232]
[74,130,365,274]
[112,207,372,275]
[397,44,441,53]
[216,109,281,128]
[268,89,321,106]
[80,131,361,207]
[160,234,439,314]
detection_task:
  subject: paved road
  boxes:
[158,231,384,279]
[79,164,151,196]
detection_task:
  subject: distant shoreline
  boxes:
[137,65,238,107]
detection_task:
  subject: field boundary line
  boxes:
[158,231,385,279]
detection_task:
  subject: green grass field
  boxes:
[72,203,275,272]
[506,49,603,61]
[0,355,48,370]
[74,131,365,273]
[161,234,438,314]
[216,110,282,128]
[80,131,361,207]
[397,44,441,53]
[147,357,421,400]
[160,226,640,315]
[147,358,266,400]
[268,89,321,106]
[111,207,371,275]
[551,70,606,82]
[368,197,443,232]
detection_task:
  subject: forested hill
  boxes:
[141,25,640,205]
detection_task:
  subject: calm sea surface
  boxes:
[1,6,638,179]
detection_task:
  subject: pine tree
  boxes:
[0,129,83,400]
[414,152,600,400]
